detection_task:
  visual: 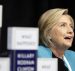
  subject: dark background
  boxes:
[0,0,75,56]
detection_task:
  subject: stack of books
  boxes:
[7,27,39,71]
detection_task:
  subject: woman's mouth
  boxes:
[64,36,73,41]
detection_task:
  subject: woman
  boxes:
[38,8,75,71]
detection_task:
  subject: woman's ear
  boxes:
[48,36,51,40]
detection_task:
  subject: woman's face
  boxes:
[49,15,74,50]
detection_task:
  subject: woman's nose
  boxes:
[67,26,74,35]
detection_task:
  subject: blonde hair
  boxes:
[38,8,74,47]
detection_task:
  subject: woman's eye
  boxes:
[70,25,74,30]
[60,23,66,27]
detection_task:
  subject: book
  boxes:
[7,27,39,71]
[0,57,10,71]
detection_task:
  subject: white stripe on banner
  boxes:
[0,5,3,28]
